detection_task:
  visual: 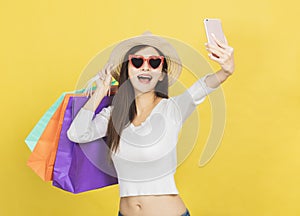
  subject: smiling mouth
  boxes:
[137,75,152,83]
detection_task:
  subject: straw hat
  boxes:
[107,31,182,86]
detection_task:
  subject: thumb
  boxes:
[107,63,113,75]
[224,35,228,45]
[104,72,112,86]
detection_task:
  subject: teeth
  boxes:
[137,75,152,80]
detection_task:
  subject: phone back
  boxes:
[204,18,227,46]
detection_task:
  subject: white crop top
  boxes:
[67,73,219,197]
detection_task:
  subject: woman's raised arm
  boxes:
[168,32,235,126]
[167,73,220,126]
[67,63,113,143]
[67,105,113,143]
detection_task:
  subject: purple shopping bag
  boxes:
[52,95,118,193]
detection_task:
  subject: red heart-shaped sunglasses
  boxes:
[129,55,164,70]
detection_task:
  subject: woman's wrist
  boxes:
[97,84,109,94]
[216,68,231,84]
[83,86,108,112]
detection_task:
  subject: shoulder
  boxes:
[160,97,180,115]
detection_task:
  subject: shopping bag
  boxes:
[25,88,88,151]
[26,93,82,181]
[52,95,118,193]
[25,81,118,151]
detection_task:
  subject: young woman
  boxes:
[67,32,235,216]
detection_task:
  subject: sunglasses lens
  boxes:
[131,57,144,68]
[149,58,162,69]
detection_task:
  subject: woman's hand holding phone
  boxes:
[204,18,235,77]
[205,33,235,76]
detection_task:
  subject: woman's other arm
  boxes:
[169,33,235,126]
[67,63,113,143]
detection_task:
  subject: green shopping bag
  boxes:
[25,89,86,151]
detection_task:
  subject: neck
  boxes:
[134,90,157,115]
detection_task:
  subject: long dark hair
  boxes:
[105,45,169,164]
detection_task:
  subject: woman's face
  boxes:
[128,46,165,95]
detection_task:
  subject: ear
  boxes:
[158,73,165,81]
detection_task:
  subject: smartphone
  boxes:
[204,18,227,46]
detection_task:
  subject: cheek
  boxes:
[128,67,138,79]
[151,71,163,79]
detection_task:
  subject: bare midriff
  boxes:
[119,194,187,216]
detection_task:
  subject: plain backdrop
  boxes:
[1,0,299,215]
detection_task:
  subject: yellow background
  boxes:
[1,0,299,215]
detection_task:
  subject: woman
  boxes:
[67,31,235,216]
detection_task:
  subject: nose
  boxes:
[141,60,150,71]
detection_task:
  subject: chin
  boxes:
[134,87,155,95]
[131,80,158,95]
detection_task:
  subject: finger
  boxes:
[218,39,233,54]
[206,45,224,55]
[104,74,112,86]
[211,33,226,48]
[104,67,112,78]
[206,43,232,57]
[100,65,108,77]
[227,46,234,54]
[206,46,224,58]
[108,64,113,75]
[208,53,225,64]
[224,35,228,45]
[211,33,232,51]
[105,63,113,75]
[221,36,234,54]
[98,71,105,80]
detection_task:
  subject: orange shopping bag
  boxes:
[27,93,84,181]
